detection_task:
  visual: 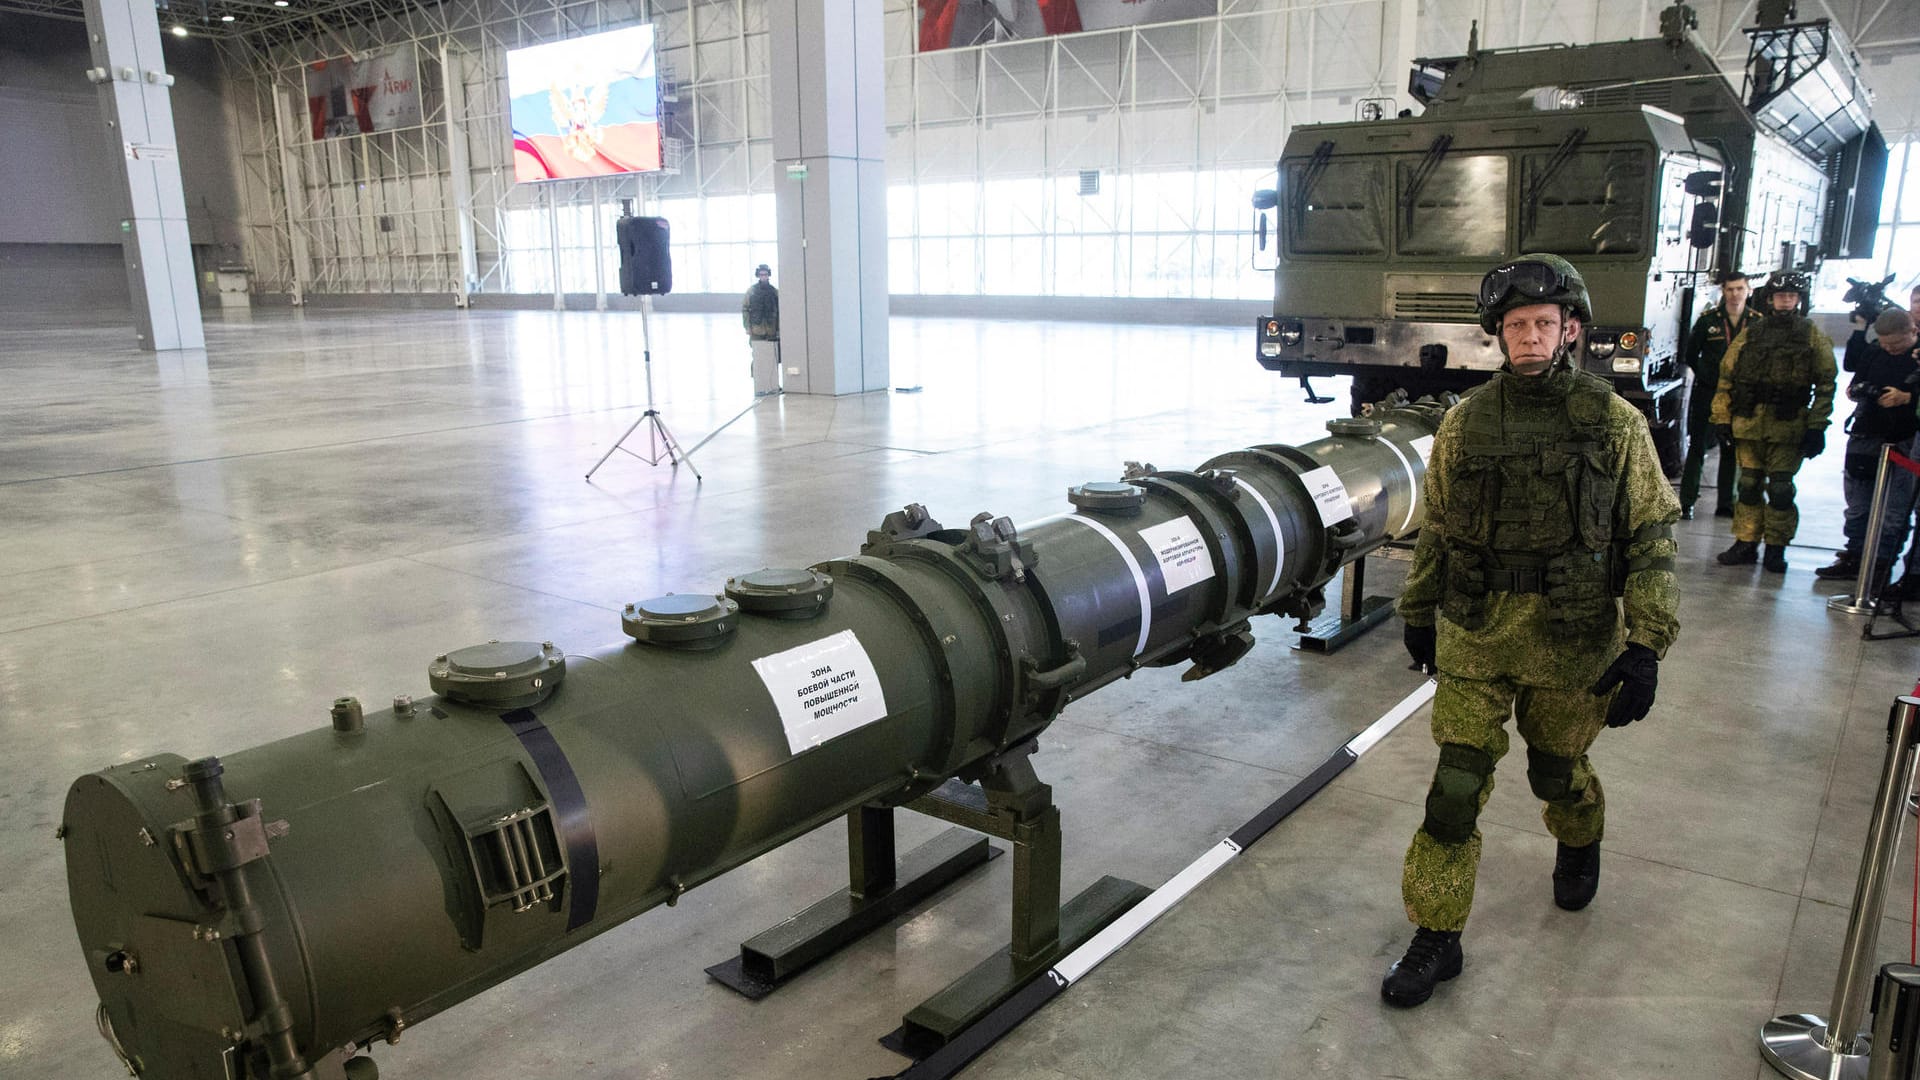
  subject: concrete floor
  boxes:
[1,304,1913,1080]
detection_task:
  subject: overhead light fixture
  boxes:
[221,13,235,20]
[170,24,187,36]
[274,1,289,6]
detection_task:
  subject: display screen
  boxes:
[507,25,661,182]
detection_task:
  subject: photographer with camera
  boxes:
[1816,308,1920,596]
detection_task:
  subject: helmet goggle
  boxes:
[1478,260,1572,309]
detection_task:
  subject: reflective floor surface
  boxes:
[0,304,1899,1080]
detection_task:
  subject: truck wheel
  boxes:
[1651,421,1686,481]
[1644,380,1688,481]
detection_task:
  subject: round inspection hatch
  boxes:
[622,593,739,649]
[1068,481,1146,515]
[1327,417,1382,438]
[725,567,833,618]
[428,640,566,708]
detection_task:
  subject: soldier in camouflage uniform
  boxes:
[1707,270,1836,573]
[1382,254,1681,1008]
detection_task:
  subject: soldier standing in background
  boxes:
[742,264,779,342]
[1384,254,1681,1008]
[1679,271,1760,520]
[1708,270,1837,574]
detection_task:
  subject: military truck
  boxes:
[1251,0,1884,474]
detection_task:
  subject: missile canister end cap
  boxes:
[725,567,833,618]
[1068,480,1146,516]
[429,641,566,708]
[1327,417,1382,438]
[623,593,739,649]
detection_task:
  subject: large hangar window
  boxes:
[1286,159,1387,256]
[1520,148,1650,255]
[1396,154,1508,258]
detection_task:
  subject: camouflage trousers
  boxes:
[1402,672,1609,932]
[1731,438,1807,545]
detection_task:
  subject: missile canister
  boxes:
[62,400,1444,1080]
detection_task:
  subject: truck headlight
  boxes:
[1280,321,1303,347]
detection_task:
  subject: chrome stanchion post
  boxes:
[1762,696,1920,1080]
[1832,445,1896,615]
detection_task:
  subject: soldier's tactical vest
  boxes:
[1728,316,1819,420]
[1440,370,1621,638]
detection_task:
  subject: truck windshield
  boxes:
[1286,159,1387,256]
[1397,154,1508,257]
[1519,148,1649,255]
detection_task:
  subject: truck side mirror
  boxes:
[1684,170,1723,197]
[1256,214,1269,252]
[1252,189,1278,210]
[1689,203,1719,249]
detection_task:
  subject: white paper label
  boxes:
[1410,434,1435,465]
[1299,465,1355,525]
[750,630,890,753]
[1138,516,1215,595]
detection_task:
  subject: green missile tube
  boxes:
[62,401,1443,1080]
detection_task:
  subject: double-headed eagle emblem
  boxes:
[550,81,611,163]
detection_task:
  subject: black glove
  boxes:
[1800,427,1826,459]
[1589,643,1659,728]
[1403,621,1436,675]
[1715,424,1734,448]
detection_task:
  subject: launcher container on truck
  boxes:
[1252,0,1884,474]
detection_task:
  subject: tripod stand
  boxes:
[586,295,702,483]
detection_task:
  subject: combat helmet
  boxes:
[1477,254,1593,335]
[1754,270,1811,316]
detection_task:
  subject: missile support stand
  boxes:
[708,740,1148,1060]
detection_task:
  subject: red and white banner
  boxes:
[918,0,1216,51]
[305,48,423,140]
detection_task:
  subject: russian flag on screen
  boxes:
[507,25,662,181]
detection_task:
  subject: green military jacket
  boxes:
[1685,302,1761,391]
[742,281,780,340]
[1398,365,1681,688]
[1708,315,1836,440]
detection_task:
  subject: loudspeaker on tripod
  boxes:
[617,215,673,296]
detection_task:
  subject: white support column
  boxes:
[441,43,477,308]
[592,179,608,311]
[270,87,310,306]
[1381,0,1421,114]
[549,185,565,311]
[82,0,205,350]
[768,0,889,396]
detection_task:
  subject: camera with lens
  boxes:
[1848,382,1889,404]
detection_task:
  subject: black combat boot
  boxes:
[1716,540,1759,565]
[1679,504,1695,521]
[1552,842,1601,911]
[1381,927,1463,1007]
[1714,504,1735,518]
[1814,552,1859,580]
[1764,545,1789,574]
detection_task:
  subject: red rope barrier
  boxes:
[1890,448,1920,479]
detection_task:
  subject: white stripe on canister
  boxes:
[1058,514,1153,657]
[1375,435,1421,536]
[1231,476,1287,600]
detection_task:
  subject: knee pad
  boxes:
[1767,472,1796,502]
[1526,747,1578,803]
[1737,472,1765,505]
[1423,743,1495,845]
